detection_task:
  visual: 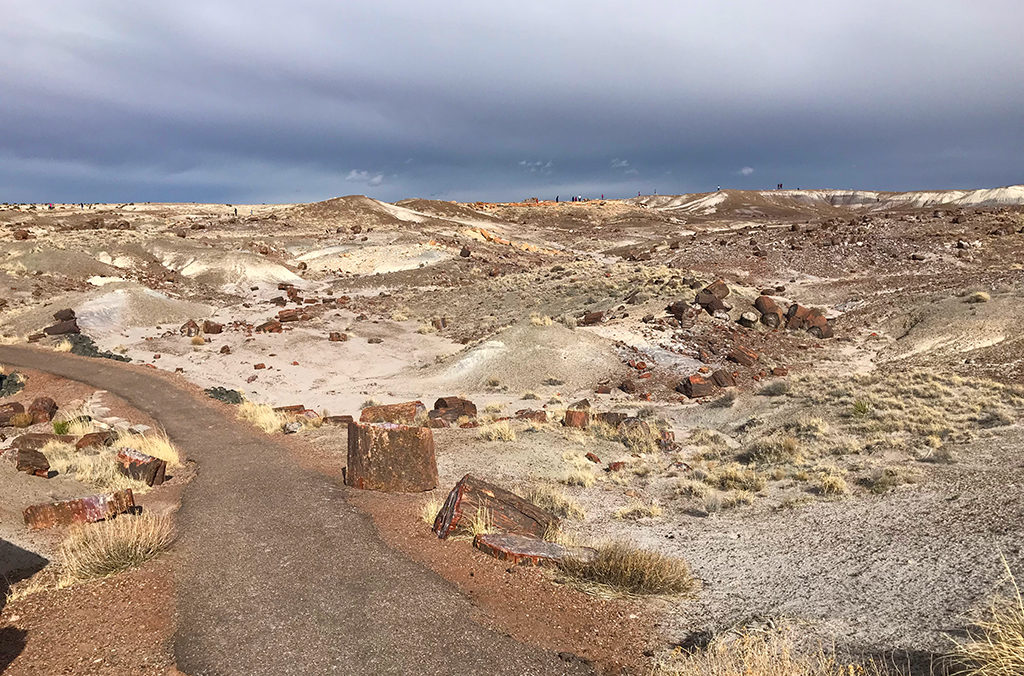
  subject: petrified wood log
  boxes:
[116,448,167,486]
[473,532,597,567]
[346,421,437,492]
[432,474,558,539]
[24,490,135,530]
[16,448,50,478]
[359,401,426,425]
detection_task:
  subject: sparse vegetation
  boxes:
[558,541,697,596]
[529,312,553,326]
[521,391,540,400]
[967,291,991,303]
[478,420,516,442]
[58,514,175,582]
[816,473,850,497]
[615,499,662,520]
[43,441,148,492]
[742,433,802,465]
[191,335,205,346]
[863,466,916,494]
[53,338,73,352]
[951,560,1024,676]
[237,400,287,433]
[420,495,443,526]
[523,484,585,520]
[114,429,181,466]
[705,464,766,492]
[562,469,597,487]
[52,419,70,435]
[359,398,383,409]
[759,380,791,397]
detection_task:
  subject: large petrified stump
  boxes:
[345,421,437,492]
[473,532,597,566]
[24,490,135,529]
[116,448,167,486]
[432,474,558,539]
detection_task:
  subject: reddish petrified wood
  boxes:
[12,433,76,452]
[431,396,477,421]
[676,375,715,398]
[712,369,737,388]
[514,409,548,423]
[24,490,136,530]
[76,431,115,450]
[562,409,589,429]
[755,295,785,328]
[116,448,167,486]
[273,404,306,413]
[346,421,437,492]
[28,396,58,423]
[0,402,25,424]
[594,411,627,427]
[203,320,223,334]
[473,533,597,567]
[727,346,759,367]
[359,401,426,424]
[322,414,353,425]
[433,474,558,540]
[17,448,50,478]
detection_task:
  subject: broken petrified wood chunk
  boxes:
[473,532,597,567]
[273,404,306,414]
[514,409,547,423]
[322,414,353,425]
[727,346,759,367]
[562,409,590,429]
[17,448,50,477]
[278,308,300,322]
[77,431,115,450]
[43,319,80,335]
[52,308,76,322]
[255,320,283,333]
[432,396,477,420]
[0,402,25,424]
[594,411,627,427]
[13,433,76,452]
[754,295,785,329]
[345,422,437,492]
[676,374,715,399]
[23,489,135,530]
[703,279,730,299]
[116,448,167,486]
[711,369,737,388]
[28,397,58,423]
[432,473,557,539]
[203,320,223,334]
[359,400,426,424]
[180,319,200,337]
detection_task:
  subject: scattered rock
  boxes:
[329,332,348,342]
[711,369,737,388]
[23,490,136,530]
[203,320,223,334]
[205,387,243,405]
[0,402,26,424]
[727,346,759,367]
[562,409,590,429]
[76,431,115,451]
[180,319,200,337]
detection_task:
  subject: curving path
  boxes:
[0,346,588,675]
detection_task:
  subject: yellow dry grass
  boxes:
[43,441,149,492]
[59,514,175,582]
[523,484,586,520]
[113,429,181,466]
[478,420,516,442]
[420,495,443,526]
[558,541,697,597]
[237,401,286,434]
[951,560,1024,676]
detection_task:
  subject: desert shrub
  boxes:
[816,473,850,497]
[237,401,286,434]
[704,490,755,512]
[710,391,737,408]
[59,514,174,582]
[53,339,73,353]
[523,484,585,520]
[483,403,503,414]
[785,415,829,439]
[43,441,147,492]
[951,561,1024,676]
[478,420,516,442]
[521,391,540,400]
[706,464,766,492]
[863,466,915,494]
[742,434,802,465]
[620,423,659,454]
[359,398,382,409]
[759,380,791,397]
[190,335,205,346]
[558,541,697,596]
[675,479,710,499]
[561,469,596,487]
[615,499,662,520]
[529,312,553,326]
[851,399,873,417]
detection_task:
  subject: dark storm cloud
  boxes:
[2,0,1022,202]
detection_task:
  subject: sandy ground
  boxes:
[3,188,1024,671]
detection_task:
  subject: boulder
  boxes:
[359,400,426,425]
[473,532,597,567]
[581,311,604,326]
[116,448,167,486]
[28,397,58,423]
[23,490,136,530]
[666,300,690,320]
[43,319,79,335]
[433,473,557,539]
[203,320,223,334]
[704,279,730,299]
[694,290,728,315]
[345,421,437,492]
[0,402,25,425]
[17,448,50,478]
[676,375,715,399]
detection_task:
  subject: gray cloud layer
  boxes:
[2,1,1022,202]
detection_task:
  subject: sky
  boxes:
[2,1,1023,203]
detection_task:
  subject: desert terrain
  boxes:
[2,185,1024,674]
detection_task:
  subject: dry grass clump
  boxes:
[451,507,493,540]
[653,629,890,676]
[237,401,287,434]
[558,541,697,597]
[951,561,1024,676]
[529,312,553,326]
[620,423,659,454]
[863,466,917,494]
[705,464,766,492]
[52,338,73,352]
[419,495,443,526]
[675,479,710,499]
[816,473,850,497]
[742,433,803,465]
[483,403,504,414]
[759,380,792,397]
[704,490,754,513]
[615,499,662,521]
[562,469,597,487]
[190,335,205,346]
[114,429,181,466]
[59,514,174,582]
[359,398,383,409]
[966,291,991,303]
[478,420,516,442]
[43,441,148,492]
[521,391,541,400]
[523,484,585,520]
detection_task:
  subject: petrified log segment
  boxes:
[116,448,167,486]
[17,448,50,477]
[24,490,135,530]
[346,422,437,492]
[473,532,597,567]
[0,402,25,424]
[431,396,477,423]
[432,474,558,539]
[77,431,115,450]
[562,409,589,429]
[712,369,737,388]
[12,433,76,452]
[359,400,426,425]
[676,375,715,398]
[514,409,548,423]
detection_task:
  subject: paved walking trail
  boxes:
[0,346,589,675]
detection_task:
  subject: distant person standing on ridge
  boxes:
[556,196,559,203]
